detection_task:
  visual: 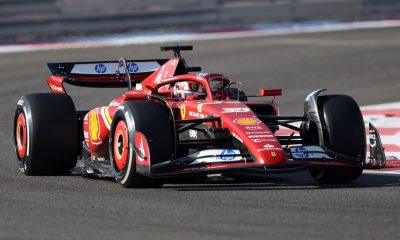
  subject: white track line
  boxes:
[1,20,400,54]
[361,102,400,175]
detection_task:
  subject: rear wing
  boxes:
[46,45,201,93]
[47,59,169,88]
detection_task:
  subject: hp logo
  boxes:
[94,64,106,73]
[220,149,236,161]
[127,63,139,73]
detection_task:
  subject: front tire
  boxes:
[109,101,174,188]
[13,93,79,175]
[310,95,365,183]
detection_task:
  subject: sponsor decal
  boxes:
[171,59,178,66]
[155,65,165,83]
[134,132,150,165]
[289,146,332,159]
[17,99,24,106]
[96,157,106,162]
[257,143,281,152]
[190,83,197,91]
[188,111,207,118]
[263,144,274,148]
[137,137,145,162]
[221,107,251,113]
[189,149,241,165]
[197,103,204,113]
[127,62,139,73]
[95,64,106,73]
[257,149,267,152]
[248,135,272,139]
[370,133,376,148]
[189,129,197,139]
[197,72,209,77]
[124,111,133,131]
[291,146,309,158]
[245,131,270,135]
[49,84,63,93]
[180,105,186,119]
[245,125,263,130]
[71,62,160,75]
[220,149,236,161]
[89,111,101,144]
[252,138,273,143]
[234,118,261,126]
[109,100,120,107]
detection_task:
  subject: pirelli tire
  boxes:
[109,101,174,188]
[13,93,79,175]
[310,95,365,183]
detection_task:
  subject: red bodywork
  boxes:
[44,53,368,177]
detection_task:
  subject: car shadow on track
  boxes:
[161,172,400,191]
[68,171,400,191]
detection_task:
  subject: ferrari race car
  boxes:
[13,45,386,187]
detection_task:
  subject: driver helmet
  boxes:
[174,82,206,99]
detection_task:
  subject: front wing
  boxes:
[149,123,386,178]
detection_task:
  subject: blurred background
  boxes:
[1,0,400,43]
[1,2,400,240]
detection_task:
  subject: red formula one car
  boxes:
[13,45,386,187]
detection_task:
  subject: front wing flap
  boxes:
[150,122,386,177]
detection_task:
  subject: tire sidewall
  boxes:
[14,96,33,173]
[109,106,137,186]
[319,95,366,161]
[311,94,364,183]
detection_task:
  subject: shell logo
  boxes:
[233,118,261,126]
[197,103,203,113]
[89,111,100,142]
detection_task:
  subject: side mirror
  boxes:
[259,88,282,96]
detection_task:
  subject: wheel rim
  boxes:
[113,120,129,172]
[16,113,27,159]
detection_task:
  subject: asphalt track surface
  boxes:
[1,28,400,240]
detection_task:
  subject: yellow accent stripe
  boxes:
[89,111,99,141]
[105,107,112,124]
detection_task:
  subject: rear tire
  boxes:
[310,95,365,183]
[109,101,174,188]
[13,93,79,175]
